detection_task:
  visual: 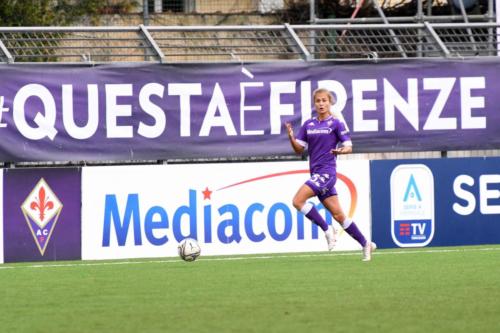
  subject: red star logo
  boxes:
[202,187,212,200]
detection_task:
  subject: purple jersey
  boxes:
[295,115,351,175]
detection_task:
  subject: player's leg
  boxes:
[292,183,336,250]
[322,195,376,261]
[292,183,328,231]
[322,195,366,245]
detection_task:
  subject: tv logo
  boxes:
[390,165,435,247]
[398,223,410,236]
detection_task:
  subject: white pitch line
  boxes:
[0,246,499,270]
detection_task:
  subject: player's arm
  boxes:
[331,143,352,155]
[286,122,305,155]
[331,121,353,155]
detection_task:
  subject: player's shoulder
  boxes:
[330,117,350,136]
[302,118,317,127]
[324,116,342,128]
[331,117,346,128]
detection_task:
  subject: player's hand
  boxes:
[331,146,351,155]
[285,122,294,138]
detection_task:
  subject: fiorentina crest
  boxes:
[21,178,63,255]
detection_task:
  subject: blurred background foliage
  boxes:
[0,0,138,26]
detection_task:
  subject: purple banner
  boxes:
[3,168,81,262]
[0,59,499,162]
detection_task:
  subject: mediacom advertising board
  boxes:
[82,160,371,260]
[3,168,82,263]
[371,157,500,248]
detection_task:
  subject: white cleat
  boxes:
[325,226,337,251]
[362,241,377,261]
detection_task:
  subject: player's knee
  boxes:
[292,197,303,211]
[333,213,345,223]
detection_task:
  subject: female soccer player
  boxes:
[285,88,376,261]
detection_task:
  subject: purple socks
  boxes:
[301,203,329,231]
[300,203,367,247]
[343,219,367,247]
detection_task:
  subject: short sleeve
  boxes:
[336,120,351,143]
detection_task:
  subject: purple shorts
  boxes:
[305,173,338,201]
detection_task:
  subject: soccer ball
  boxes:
[178,238,201,262]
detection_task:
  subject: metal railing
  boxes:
[0,22,498,63]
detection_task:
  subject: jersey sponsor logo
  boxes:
[390,164,435,247]
[21,178,63,255]
[306,128,332,135]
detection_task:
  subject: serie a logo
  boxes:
[390,164,435,247]
[21,178,63,255]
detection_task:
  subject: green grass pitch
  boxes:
[1,245,499,333]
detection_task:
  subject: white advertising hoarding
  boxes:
[82,160,370,260]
